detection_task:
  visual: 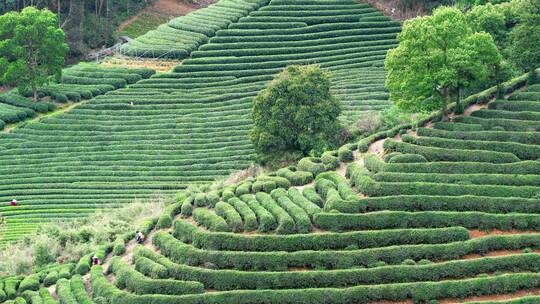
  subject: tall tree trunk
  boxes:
[60,0,72,28]
[57,0,61,27]
[32,84,38,102]
[104,0,109,45]
[440,87,450,120]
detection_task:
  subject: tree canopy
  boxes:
[250,65,342,162]
[506,0,540,81]
[0,7,68,101]
[385,6,501,115]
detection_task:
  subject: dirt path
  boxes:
[117,0,207,34]
[358,0,425,20]
[469,229,540,239]
[4,100,88,133]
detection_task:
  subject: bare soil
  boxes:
[368,138,386,157]
[469,229,540,239]
[117,0,211,34]
[358,0,425,20]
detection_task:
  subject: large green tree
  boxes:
[506,0,540,83]
[0,7,68,101]
[385,6,501,115]
[250,65,342,162]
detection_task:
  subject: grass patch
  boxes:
[120,12,168,38]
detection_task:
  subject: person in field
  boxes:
[92,255,100,265]
[135,231,145,244]
[10,199,17,206]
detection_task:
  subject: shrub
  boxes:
[215,202,243,232]
[75,254,92,275]
[192,208,230,232]
[276,167,313,186]
[173,219,469,252]
[314,211,540,231]
[255,192,295,234]
[110,257,204,295]
[42,271,58,287]
[302,187,324,207]
[70,275,94,304]
[239,194,276,232]
[270,188,312,233]
[321,151,340,170]
[297,157,326,176]
[18,274,40,293]
[287,188,321,219]
[181,196,195,217]
[388,153,427,163]
[56,278,77,304]
[227,198,258,231]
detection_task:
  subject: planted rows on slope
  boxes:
[0,0,398,245]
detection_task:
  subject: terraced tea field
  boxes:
[0,64,155,130]
[5,80,539,303]
[0,0,399,245]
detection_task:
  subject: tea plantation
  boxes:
[2,74,539,303]
[1,0,539,302]
[0,64,155,129]
[0,0,398,244]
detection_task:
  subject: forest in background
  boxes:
[0,0,156,60]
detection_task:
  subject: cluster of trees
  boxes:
[385,0,540,115]
[0,7,68,101]
[0,0,154,58]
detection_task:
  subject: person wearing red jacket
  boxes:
[10,199,17,206]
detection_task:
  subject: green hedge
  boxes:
[134,246,540,290]
[227,198,257,231]
[315,211,540,231]
[418,127,540,145]
[90,263,540,304]
[327,194,540,214]
[56,278,77,304]
[276,167,313,186]
[387,153,427,163]
[17,274,39,293]
[302,186,323,207]
[297,157,326,176]
[239,194,276,232]
[192,208,229,232]
[402,134,538,160]
[109,257,204,295]
[270,188,312,233]
[384,139,521,163]
[355,174,540,198]
[215,201,243,232]
[374,171,540,187]
[255,192,295,234]
[70,275,94,304]
[153,230,540,270]
[287,188,321,219]
[321,151,340,170]
[173,219,469,251]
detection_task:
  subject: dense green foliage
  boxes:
[0,0,399,244]
[0,0,155,58]
[251,65,342,160]
[385,6,501,115]
[0,7,68,101]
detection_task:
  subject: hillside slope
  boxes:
[0,0,399,245]
[5,72,539,304]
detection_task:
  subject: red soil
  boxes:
[469,229,540,239]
